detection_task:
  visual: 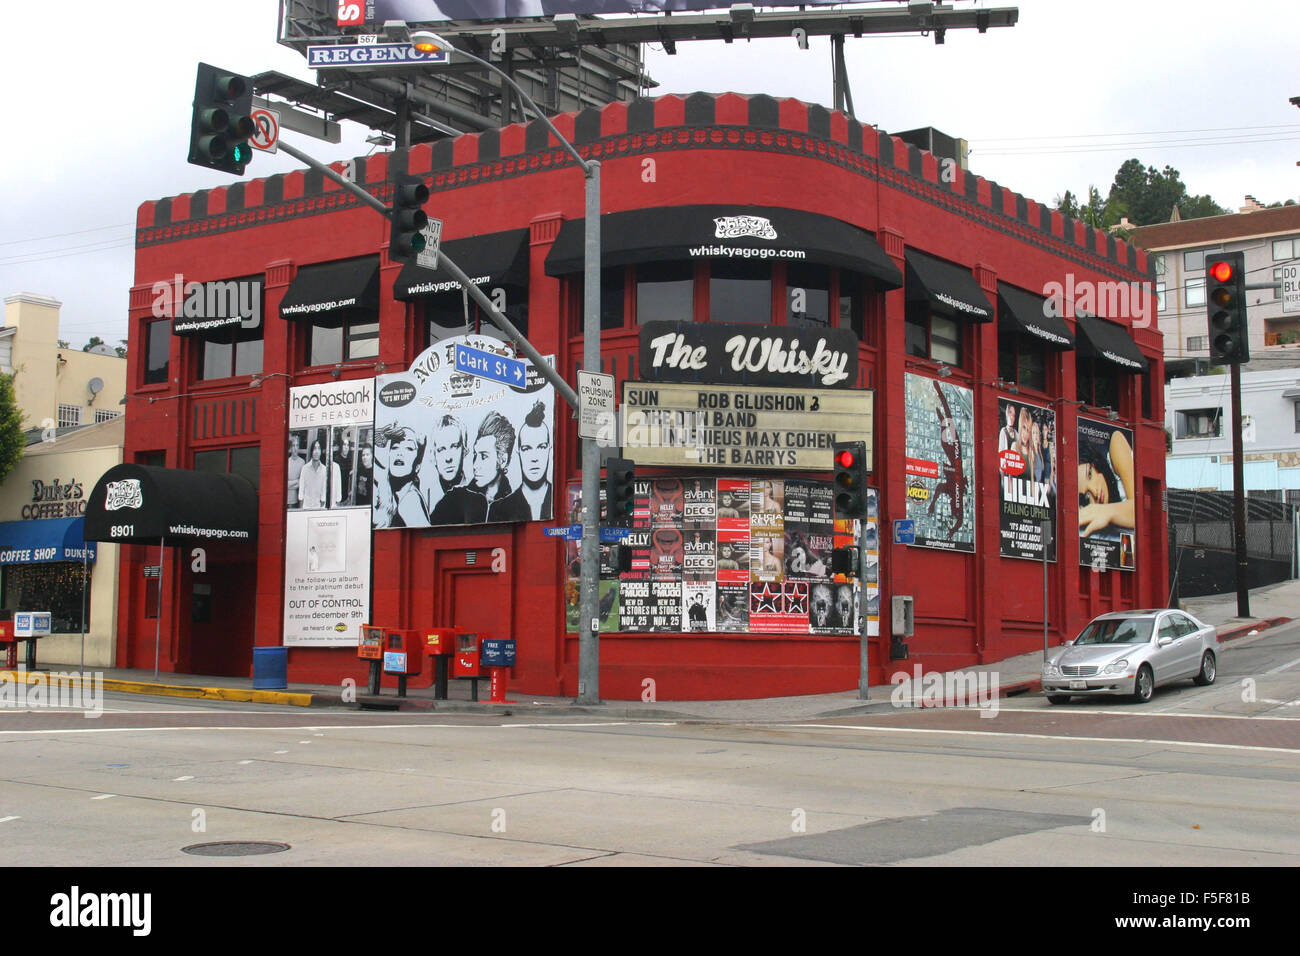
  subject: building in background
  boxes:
[0,416,122,667]
[1166,366,1300,499]
[0,293,126,667]
[1131,202,1300,374]
[3,293,127,433]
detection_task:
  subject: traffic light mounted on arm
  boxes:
[1206,252,1249,365]
[188,63,254,175]
[389,174,430,261]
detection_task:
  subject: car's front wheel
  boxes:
[1193,651,1217,686]
[1132,664,1154,703]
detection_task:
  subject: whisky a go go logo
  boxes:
[104,478,143,539]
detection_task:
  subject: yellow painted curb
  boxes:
[0,670,313,708]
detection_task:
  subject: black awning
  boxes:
[83,464,258,546]
[544,205,902,288]
[905,250,994,322]
[998,283,1075,349]
[1075,313,1150,373]
[278,257,379,319]
[394,229,529,301]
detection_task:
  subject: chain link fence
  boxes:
[1169,489,1297,599]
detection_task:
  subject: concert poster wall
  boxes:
[564,476,872,636]
[904,374,975,553]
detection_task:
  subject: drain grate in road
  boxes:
[181,841,291,857]
[738,807,1091,865]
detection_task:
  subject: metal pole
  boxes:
[1042,519,1050,661]
[577,161,602,704]
[1230,362,1249,618]
[80,550,87,677]
[427,40,603,703]
[154,539,164,681]
[857,519,868,700]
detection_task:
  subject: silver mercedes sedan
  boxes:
[1041,609,1219,704]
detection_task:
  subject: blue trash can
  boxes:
[252,646,288,690]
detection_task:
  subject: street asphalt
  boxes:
[6,578,1297,721]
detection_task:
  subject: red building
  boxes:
[115,92,1167,699]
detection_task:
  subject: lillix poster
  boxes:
[996,398,1057,562]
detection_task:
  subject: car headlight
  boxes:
[1103,659,1129,675]
[1043,662,1061,677]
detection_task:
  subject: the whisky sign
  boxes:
[622,381,873,471]
[639,321,858,389]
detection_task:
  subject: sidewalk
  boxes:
[6,579,1295,722]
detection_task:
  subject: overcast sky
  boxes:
[1,0,1296,348]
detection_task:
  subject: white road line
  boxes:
[785,723,1300,754]
[501,722,679,728]
[1263,655,1300,677]
[172,775,194,781]
[237,759,254,765]
[90,794,115,800]
[994,706,1300,721]
[0,816,21,824]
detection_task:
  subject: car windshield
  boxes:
[1074,618,1153,645]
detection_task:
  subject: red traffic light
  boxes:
[835,448,857,469]
[1208,260,1234,283]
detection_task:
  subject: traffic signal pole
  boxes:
[1231,362,1249,618]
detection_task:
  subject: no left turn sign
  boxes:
[250,107,280,154]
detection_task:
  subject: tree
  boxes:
[115,339,128,359]
[83,336,105,352]
[0,373,26,486]
[1058,159,1228,228]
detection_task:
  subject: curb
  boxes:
[0,670,315,708]
[1217,617,1291,643]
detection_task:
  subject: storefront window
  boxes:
[308,312,378,366]
[199,327,263,379]
[427,294,527,347]
[1077,355,1121,411]
[144,319,170,385]
[636,263,694,324]
[786,264,830,327]
[709,262,772,324]
[193,446,261,490]
[906,302,963,367]
[998,332,1048,392]
[2,564,87,633]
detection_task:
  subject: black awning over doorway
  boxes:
[543,205,902,288]
[278,257,379,319]
[997,283,1076,349]
[904,250,994,322]
[394,229,529,301]
[1075,313,1149,372]
[83,464,258,546]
